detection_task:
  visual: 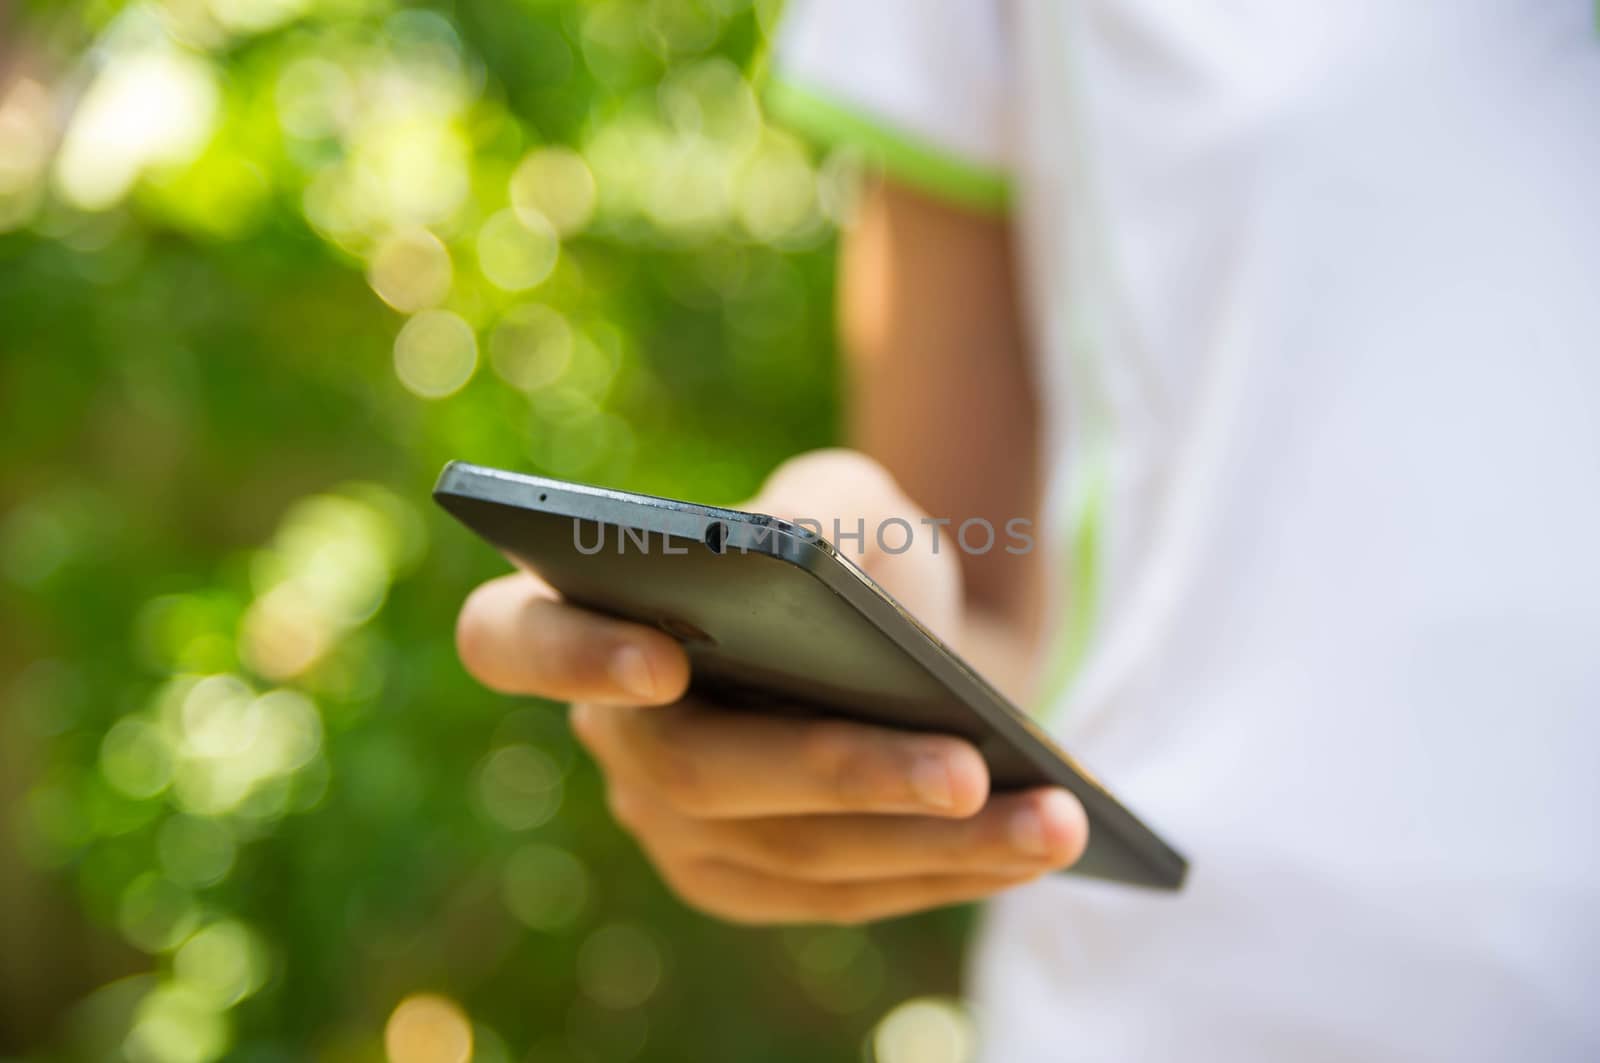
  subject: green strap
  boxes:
[763,78,1013,213]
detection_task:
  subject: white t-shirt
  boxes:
[771,2,1600,1059]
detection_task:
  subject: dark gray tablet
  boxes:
[434,461,1187,890]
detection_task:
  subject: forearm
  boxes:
[956,603,1045,708]
[838,177,1045,700]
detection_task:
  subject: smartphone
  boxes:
[434,461,1188,890]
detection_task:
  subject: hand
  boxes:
[455,450,1088,924]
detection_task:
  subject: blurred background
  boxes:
[0,1,979,1060]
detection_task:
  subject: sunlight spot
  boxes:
[55,44,218,211]
[476,744,563,831]
[174,920,267,1008]
[501,844,588,932]
[385,994,473,1063]
[101,717,175,799]
[275,57,354,140]
[368,228,453,312]
[206,0,310,36]
[477,208,558,292]
[871,997,976,1063]
[125,983,229,1063]
[118,874,200,955]
[394,309,478,399]
[158,815,237,889]
[736,132,817,243]
[510,147,596,235]
[578,924,663,1010]
[488,303,572,393]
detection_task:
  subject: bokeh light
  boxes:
[275,56,355,141]
[577,924,664,1010]
[101,718,177,800]
[488,303,574,393]
[173,920,267,1008]
[118,874,200,955]
[501,843,589,932]
[124,983,231,1063]
[157,815,238,889]
[384,993,474,1063]
[871,997,977,1063]
[784,925,886,1014]
[207,0,310,36]
[510,147,597,236]
[476,208,559,292]
[475,743,564,831]
[53,20,220,211]
[393,309,480,399]
[368,227,455,313]
[162,676,324,816]
[736,132,819,242]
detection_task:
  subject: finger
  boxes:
[457,572,690,705]
[660,856,1041,926]
[573,700,989,818]
[742,449,962,642]
[749,449,907,521]
[608,785,1086,882]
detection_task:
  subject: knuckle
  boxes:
[798,722,873,800]
[735,823,817,877]
[645,750,706,813]
[640,716,712,814]
[797,721,852,769]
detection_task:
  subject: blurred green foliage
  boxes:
[0,1,969,1060]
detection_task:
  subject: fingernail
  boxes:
[910,755,955,810]
[609,645,657,701]
[1010,804,1050,857]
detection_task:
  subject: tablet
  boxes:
[435,461,1187,890]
